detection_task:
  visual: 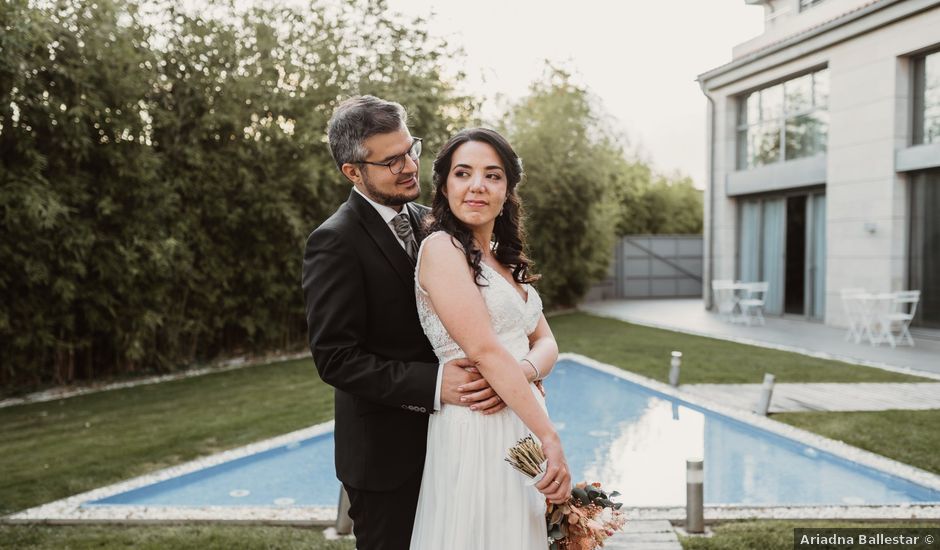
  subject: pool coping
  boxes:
[4,353,939,525]
[563,353,940,520]
[3,421,339,526]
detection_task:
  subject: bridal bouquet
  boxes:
[506,436,627,550]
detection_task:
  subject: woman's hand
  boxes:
[534,433,571,503]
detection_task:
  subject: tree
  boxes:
[0,0,476,390]
[502,68,622,309]
[616,171,704,235]
[1,0,169,384]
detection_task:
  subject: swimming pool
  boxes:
[83,356,940,510]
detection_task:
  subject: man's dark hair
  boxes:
[327,95,408,171]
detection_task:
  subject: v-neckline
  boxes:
[480,261,529,305]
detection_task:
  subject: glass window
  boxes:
[813,69,829,108]
[737,67,829,169]
[914,50,940,145]
[786,111,829,161]
[785,74,812,114]
[754,120,782,165]
[909,169,940,328]
[760,84,784,121]
[746,92,760,124]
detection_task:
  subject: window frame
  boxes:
[799,0,825,12]
[912,47,940,146]
[735,66,830,170]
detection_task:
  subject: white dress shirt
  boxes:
[352,186,444,411]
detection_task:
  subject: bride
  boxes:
[409,128,571,550]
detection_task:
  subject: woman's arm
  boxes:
[419,236,570,502]
[521,315,557,382]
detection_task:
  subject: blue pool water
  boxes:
[88,358,940,508]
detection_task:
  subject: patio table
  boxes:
[842,292,895,345]
[714,281,763,324]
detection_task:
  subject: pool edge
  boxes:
[5,353,940,525]
[561,352,940,495]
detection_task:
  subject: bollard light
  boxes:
[686,458,704,534]
[755,373,775,416]
[669,351,682,387]
[336,486,353,535]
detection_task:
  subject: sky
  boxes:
[382,0,766,188]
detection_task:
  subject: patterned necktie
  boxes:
[392,212,418,262]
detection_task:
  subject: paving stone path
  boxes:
[604,519,683,550]
[681,382,940,413]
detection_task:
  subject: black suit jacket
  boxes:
[302,189,439,491]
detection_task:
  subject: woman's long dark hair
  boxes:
[424,127,540,286]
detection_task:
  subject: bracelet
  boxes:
[521,358,541,381]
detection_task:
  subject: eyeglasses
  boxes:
[356,138,423,175]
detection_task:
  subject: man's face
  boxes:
[351,128,421,208]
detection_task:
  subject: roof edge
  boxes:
[697,0,930,89]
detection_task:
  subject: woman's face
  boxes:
[443,140,508,231]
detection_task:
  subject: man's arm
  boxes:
[302,226,437,410]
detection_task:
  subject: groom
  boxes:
[302,96,504,550]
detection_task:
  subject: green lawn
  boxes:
[0,524,354,549]
[550,313,929,384]
[1,312,937,548]
[0,357,333,516]
[678,521,940,550]
[776,409,940,475]
[552,313,940,475]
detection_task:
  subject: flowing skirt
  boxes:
[409,384,549,550]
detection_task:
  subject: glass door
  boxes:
[737,197,785,315]
[910,170,940,328]
[738,192,825,320]
[761,198,786,316]
[808,194,827,319]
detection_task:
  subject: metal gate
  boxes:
[585,235,703,301]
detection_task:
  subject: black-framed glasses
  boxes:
[355,138,422,175]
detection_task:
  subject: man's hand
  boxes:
[440,360,507,415]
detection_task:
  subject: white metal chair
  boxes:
[712,280,739,322]
[876,290,920,348]
[840,288,867,343]
[739,282,769,326]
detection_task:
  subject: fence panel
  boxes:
[584,235,703,301]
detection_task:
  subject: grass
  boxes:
[0,357,333,516]
[550,313,929,384]
[775,409,940,474]
[0,524,355,549]
[550,313,940,475]
[678,520,940,550]
[1,312,937,547]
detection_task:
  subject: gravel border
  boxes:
[0,352,310,410]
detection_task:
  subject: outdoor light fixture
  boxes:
[863,222,877,234]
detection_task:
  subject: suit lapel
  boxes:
[347,190,416,291]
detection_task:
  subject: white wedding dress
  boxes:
[409,232,549,550]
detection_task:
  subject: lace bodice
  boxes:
[415,232,543,364]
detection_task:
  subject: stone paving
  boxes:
[604,520,683,550]
[580,299,940,378]
[682,382,940,413]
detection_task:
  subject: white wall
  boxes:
[705,5,940,327]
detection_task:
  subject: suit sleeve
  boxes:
[302,226,438,411]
